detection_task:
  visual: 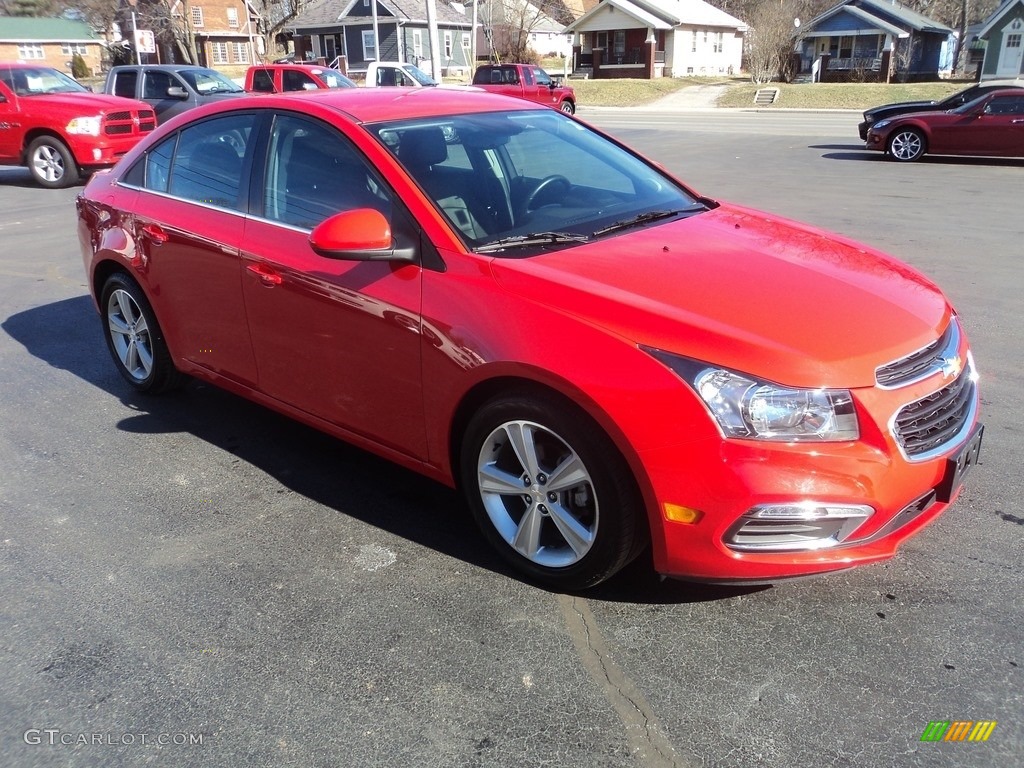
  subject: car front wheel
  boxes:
[27,136,80,188]
[887,129,926,162]
[460,392,645,590]
[559,100,575,115]
[100,273,183,393]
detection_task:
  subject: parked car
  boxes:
[472,64,575,113]
[858,79,1024,140]
[245,63,356,93]
[77,89,982,590]
[0,62,155,188]
[104,64,246,124]
[865,89,1024,161]
[364,61,438,87]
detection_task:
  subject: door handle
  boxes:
[1012,119,1024,124]
[246,263,283,286]
[140,223,168,244]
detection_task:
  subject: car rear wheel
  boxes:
[100,273,183,394]
[559,100,575,115]
[27,136,80,189]
[460,392,645,590]
[887,129,926,162]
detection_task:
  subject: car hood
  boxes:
[488,204,950,388]
[864,99,937,118]
[21,92,148,113]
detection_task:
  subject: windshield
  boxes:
[371,109,704,255]
[951,93,994,115]
[316,69,356,88]
[180,68,244,94]
[399,64,437,86]
[0,65,88,95]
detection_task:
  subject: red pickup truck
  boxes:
[245,63,356,93]
[0,62,155,188]
[471,64,576,114]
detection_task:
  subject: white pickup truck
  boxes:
[364,62,438,87]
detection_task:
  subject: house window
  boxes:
[212,42,228,64]
[613,30,625,60]
[691,31,697,53]
[192,7,204,27]
[17,44,45,60]
[362,30,376,61]
[463,33,471,51]
[413,30,423,59]
[714,32,723,53]
[61,42,89,56]
[227,8,239,28]
[232,42,249,63]
[1007,33,1022,49]
[444,31,453,59]
[703,30,708,44]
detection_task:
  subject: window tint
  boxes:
[251,69,274,92]
[143,71,176,100]
[282,70,316,91]
[165,113,256,209]
[112,70,138,99]
[985,96,1024,115]
[262,114,392,229]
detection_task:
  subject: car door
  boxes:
[0,74,22,162]
[978,95,1024,156]
[143,69,190,123]
[123,111,260,386]
[239,112,428,459]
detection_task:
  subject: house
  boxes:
[795,0,955,82]
[475,0,576,63]
[976,0,1024,80]
[564,0,747,79]
[164,0,263,70]
[289,0,475,77]
[0,16,106,77]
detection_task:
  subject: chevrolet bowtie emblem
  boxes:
[940,355,962,379]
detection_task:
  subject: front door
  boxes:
[239,113,428,459]
[997,21,1023,77]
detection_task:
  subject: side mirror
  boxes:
[310,208,414,262]
[167,86,188,99]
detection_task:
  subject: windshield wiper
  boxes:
[475,231,589,254]
[592,207,702,238]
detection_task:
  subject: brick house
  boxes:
[0,17,106,77]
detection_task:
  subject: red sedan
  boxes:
[77,89,982,589]
[866,88,1024,161]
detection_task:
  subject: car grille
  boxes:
[103,109,157,137]
[876,318,959,388]
[893,365,976,459]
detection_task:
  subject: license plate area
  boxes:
[936,423,983,503]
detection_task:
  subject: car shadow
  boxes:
[810,147,1024,167]
[3,296,764,603]
[0,167,39,188]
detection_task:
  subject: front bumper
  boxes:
[641,359,981,582]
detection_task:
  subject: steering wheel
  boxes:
[522,174,571,214]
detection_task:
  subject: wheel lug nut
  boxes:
[523,495,532,504]
[548,492,556,501]
[522,475,531,486]
[537,473,547,485]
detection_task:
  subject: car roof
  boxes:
[113,64,215,73]
[225,87,539,123]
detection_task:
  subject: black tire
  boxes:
[460,392,646,590]
[27,136,80,189]
[100,273,183,394]
[887,129,926,162]
[559,100,575,115]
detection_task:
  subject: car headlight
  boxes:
[871,119,891,131]
[66,116,102,136]
[643,348,859,441]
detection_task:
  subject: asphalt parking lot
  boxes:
[1,110,1021,768]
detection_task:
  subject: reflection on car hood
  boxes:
[488,204,950,388]
[22,92,149,112]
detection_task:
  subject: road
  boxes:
[0,110,1021,768]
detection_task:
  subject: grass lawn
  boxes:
[569,76,731,106]
[714,81,973,110]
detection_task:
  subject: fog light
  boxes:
[725,502,873,551]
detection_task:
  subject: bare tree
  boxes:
[482,0,566,64]
[744,0,802,83]
[247,0,312,62]
[891,35,922,81]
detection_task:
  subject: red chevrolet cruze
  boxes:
[77,89,982,589]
